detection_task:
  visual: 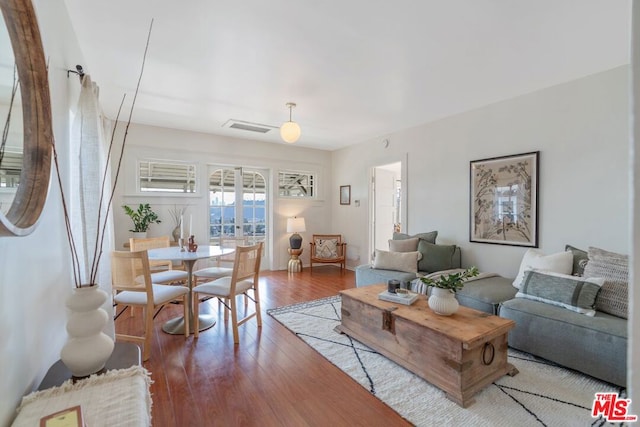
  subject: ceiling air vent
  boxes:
[222,119,278,134]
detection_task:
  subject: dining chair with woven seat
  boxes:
[193,242,263,343]
[130,236,188,285]
[193,237,247,283]
[112,250,190,361]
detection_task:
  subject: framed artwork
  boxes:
[470,151,539,247]
[340,185,351,205]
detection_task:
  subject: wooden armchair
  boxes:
[309,234,346,273]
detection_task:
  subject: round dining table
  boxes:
[147,245,234,335]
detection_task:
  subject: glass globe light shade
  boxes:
[280,121,301,143]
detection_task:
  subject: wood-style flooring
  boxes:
[115,266,411,427]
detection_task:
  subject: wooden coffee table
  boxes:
[336,284,518,407]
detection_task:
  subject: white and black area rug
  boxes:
[268,296,628,427]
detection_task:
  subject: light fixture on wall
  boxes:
[280,102,301,143]
[286,216,306,249]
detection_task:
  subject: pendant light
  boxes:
[280,102,301,143]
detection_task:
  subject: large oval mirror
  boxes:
[0,0,52,236]
[0,17,21,218]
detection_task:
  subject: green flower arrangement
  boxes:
[419,266,479,293]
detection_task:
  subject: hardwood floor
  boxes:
[115,266,411,427]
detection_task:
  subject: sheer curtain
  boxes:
[70,75,115,338]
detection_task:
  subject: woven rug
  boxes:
[268,296,628,427]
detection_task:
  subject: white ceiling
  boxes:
[61,0,630,151]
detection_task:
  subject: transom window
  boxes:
[138,160,196,193]
[0,151,21,188]
[278,170,315,198]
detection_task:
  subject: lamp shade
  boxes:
[286,217,306,233]
[280,121,301,143]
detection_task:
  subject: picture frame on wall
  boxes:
[469,151,539,247]
[340,185,351,205]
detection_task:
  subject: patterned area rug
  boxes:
[268,296,628,427]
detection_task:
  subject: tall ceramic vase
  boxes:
[60,284,115,377]
[428,287,459,316]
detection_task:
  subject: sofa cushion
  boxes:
[393,230,437,244]
[454,275,517,315]
[516,270,604,316]
[513,249,573,289]
[583,246,628,319]
[372,249,420,273]
[499,298,627,386]
[388,237,419,252]
[417,241,458,274]
[565,244,589,276]
[355,264,417,287]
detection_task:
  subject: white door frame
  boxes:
[368,154,408,263]
[207,164,270,268]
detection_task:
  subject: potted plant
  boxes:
[123,203,161,237]
[420,266,479,315]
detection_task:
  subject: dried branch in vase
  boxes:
[52,19,155,287]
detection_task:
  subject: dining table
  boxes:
[147,245,234,335]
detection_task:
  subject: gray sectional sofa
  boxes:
[354,234,628,387]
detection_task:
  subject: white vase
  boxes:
[428,287,459,316]
[132,231,147,239]
[60,284,115,377]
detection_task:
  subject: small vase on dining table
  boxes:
[60,284,114,378]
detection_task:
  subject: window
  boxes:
[0,151,21,188]
[278,170,315,198]
[138,160,196,193]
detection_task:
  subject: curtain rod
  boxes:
[67,64,84,80]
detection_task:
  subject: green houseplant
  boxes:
[420,266,479,316]
[419,266,479,293]
[123,203,161,233]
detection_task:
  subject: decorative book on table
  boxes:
[378,290,419,305]
[40,405,84,427]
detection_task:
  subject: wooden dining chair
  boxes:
[130,236,188,285]
[309,234,347,273]
[193,237,247,283]
[111,250,190,361]
[193,242,263,344]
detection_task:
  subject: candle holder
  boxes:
[178,238,185,252]
[187,235,198,252]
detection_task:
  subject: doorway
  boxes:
[370,161,403,261]
[208,165,269,264]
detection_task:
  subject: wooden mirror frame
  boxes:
[0,0,52,236]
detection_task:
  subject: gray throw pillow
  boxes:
[393,230,438,244]
[417,240,457,273]
[565,244,588,276]
[516,270,604,316]
[583,246,628,319]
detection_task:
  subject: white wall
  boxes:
[0,0,81,425]
[111,123,333,270]
[332,66,629,279]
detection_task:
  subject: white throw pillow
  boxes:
[388,237,419,252]
[315,238,338,258]
[373,249,420,274]
[512,249,573,289]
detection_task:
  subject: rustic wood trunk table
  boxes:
[336,284,518,407]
